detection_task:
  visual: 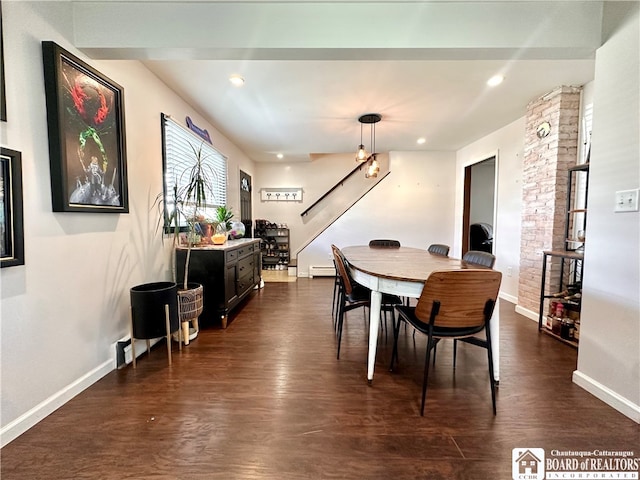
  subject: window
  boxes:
[161,113,227,228]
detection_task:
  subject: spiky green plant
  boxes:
[154,142,218,290]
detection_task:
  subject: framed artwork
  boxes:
[42,41,128,213]
[1,0,7,122]
[1,147,24,268]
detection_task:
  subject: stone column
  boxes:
[518,86,581,312]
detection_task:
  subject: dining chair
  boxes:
[331,245,402,359]
[390,269,502,415]
[331,256,342,329]
[368,239,401,248]
[469,222,493,253]
[427,244,450,256]
[462,250,496,268]
[331,245,370,359]
[445,250,496,362]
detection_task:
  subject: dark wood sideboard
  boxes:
[176,239,261,328]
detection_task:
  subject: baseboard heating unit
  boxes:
[309,266,336,278]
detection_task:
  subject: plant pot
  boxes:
[177,283,204,322]
[177,283,204,345]
[130,282,179,339]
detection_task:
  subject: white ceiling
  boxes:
[71,1,605,163]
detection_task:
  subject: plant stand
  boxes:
[177,283,204,345]
[130,282,180,367]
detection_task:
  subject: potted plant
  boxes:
[211,205,234,244]
[155,142,219,344]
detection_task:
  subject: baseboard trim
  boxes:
[499,291,518,304]
[0,359,113,447]
[572,370,640,424]
[308,265,336,278]
[515,304,538,322]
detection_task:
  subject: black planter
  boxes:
[130,282,179,339]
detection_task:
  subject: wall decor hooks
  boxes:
[261,187,303,202]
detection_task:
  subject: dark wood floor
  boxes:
[2,278,638,479]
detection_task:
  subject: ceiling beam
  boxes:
[72,1,604,61]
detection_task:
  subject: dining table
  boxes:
[341,245,500,384]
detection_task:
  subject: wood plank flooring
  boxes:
[2,278,638,479]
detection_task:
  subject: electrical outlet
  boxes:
[614,189,639,212]
[506,266,513,277]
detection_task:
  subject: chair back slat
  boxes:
[414,269,502,329]
[369,239,401,248]
[427,244,450,256]
[331,245,355,296]
[462,250,496,268]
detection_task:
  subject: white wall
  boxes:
[291,151,457,276]
[456,118,525,303]
[254,152,390,265]
[573,3,640,421]
[0,1,254,445]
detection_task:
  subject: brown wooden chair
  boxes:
[390,269,502,415]
[427,244,450,256]
[454,250,496,363]
[331,256,341,329]
[331,245,402,359]
[369,239,401,248]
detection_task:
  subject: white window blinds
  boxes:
[162,114,227,225]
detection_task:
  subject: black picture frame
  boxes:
[1,147,24,268]
[1,0,7,122]
[42,41,128,213]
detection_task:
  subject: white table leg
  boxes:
[367,290,382,383]
[491,298,500,382]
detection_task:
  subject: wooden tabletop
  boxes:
[341,245,473,283]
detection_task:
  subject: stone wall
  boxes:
[518,86,581,312]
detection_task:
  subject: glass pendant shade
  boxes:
[356,144,368,162]
[365,156,380,178]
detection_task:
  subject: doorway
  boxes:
[240,170,252,238]
[462,156,496,256]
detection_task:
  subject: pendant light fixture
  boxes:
[355,113,382,178]
[355,120,368,162]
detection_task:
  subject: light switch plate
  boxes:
[614,189,639,212]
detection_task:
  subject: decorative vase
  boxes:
[198,222,213,243]
[229,220,246,239]
[212,222,227,245]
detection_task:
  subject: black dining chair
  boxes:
[427,244,450,256]
[369,239,401,248]
[469,222,493,253]
[331,245,402,359]
[404,243,450,315]
[331,256,342,329]
[462,250,496,268]
[390,269,502,415]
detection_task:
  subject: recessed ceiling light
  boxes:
[487,75,504,87]
[276,153,284,159]
[417,137,426,145]
[229,74,245,87]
